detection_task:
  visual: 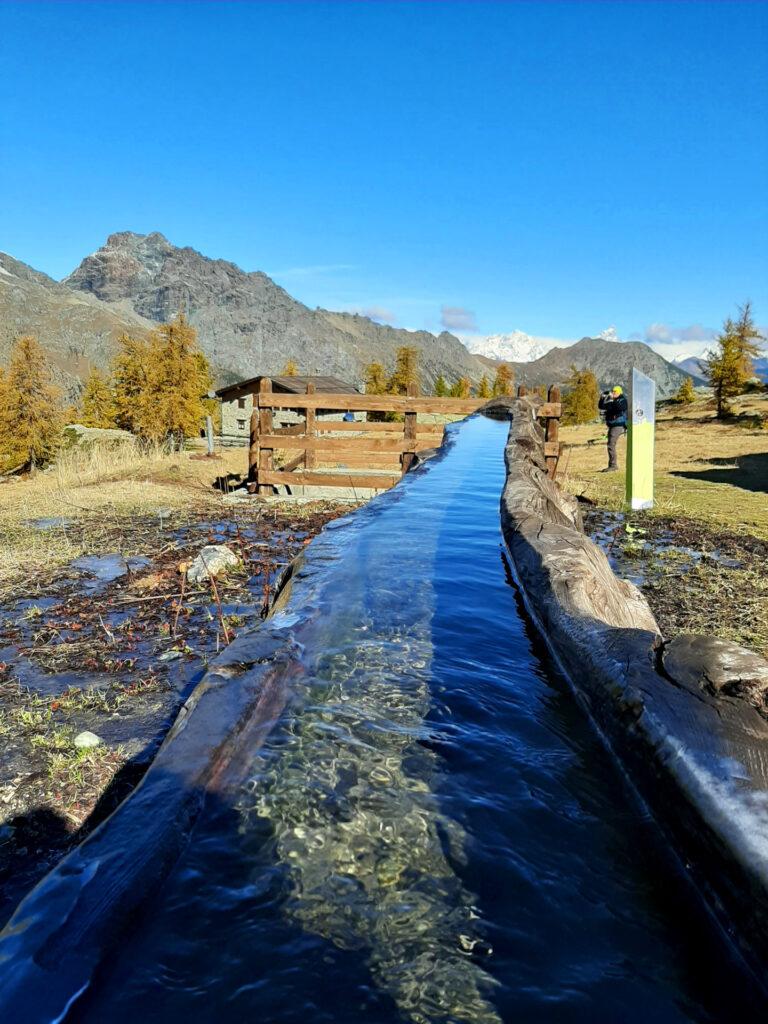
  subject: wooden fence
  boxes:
[247,379,562,494]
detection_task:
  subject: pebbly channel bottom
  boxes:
[70,416,763,1024]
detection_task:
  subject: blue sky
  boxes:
[1,1,767,357]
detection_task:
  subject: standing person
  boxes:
[598,385,628,471]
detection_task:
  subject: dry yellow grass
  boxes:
[559,392,768,539]
[0,440,249,593]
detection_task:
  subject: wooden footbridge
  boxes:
[247,379,562,494]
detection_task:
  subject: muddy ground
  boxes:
[0,501,349,925]
[584,506,768,665]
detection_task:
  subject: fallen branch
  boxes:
[114,591,208,604]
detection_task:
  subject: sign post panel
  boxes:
[626,368,655,511]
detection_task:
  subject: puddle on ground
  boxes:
[70,554,153,592]
[26,517,72,531]
[586,509,744,588]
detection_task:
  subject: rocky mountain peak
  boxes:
[61,232,485,387]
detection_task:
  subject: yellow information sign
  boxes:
[626,367,655,510]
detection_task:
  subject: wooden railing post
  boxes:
[305,382,316,470]
[545,384,561,479]
[257,378,274,495]
[401,383,418,475]
[248,393,260,487]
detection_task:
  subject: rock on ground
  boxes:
[186,545,240,583]
[74,731,102,749]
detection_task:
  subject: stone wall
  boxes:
[220,395,363,443]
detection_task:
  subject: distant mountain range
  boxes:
[463,325,627,372]
[673,356,707,378]
[1,231,708,400]
[463,331,554,363]
[673,353,768,383]
[476,336,703,398]
[2,233,483,398]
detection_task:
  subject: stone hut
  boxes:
[216,375,362,443]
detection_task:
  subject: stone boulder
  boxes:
[186,545,240,584]
[62,424,134,448]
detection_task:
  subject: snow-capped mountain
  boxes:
[462,330,558,363]
[463,327,623,364]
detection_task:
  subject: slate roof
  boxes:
[216,374,360,402]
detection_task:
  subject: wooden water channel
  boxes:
[247,380,562,493]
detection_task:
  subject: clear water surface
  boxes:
[72,416,764,1024]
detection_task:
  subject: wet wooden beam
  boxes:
[258,469,401,490]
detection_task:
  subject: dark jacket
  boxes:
[598,391,628,427]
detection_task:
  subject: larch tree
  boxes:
[112,333,153,432]
[674,376,696,404]
[80,367,117,428]
[433,374,448,397]
[477,375,491,399]
[364,362,388,395]
[449,377,471,399]
[364,362,389,421]
[388,346,420,395]
[561,366,599,425]
[133,314,213,445]
[492,363,515,397]
[706,303,765,417]
[0,335,63,471]
[282,359,299,376]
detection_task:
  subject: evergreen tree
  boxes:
[674,376,696,404]
[449,377,471,399]
[80,367,117,428]
[434,374,448,397]
[492,363,515,397]
[561,365,599,425]
[477,375,491,399]
[282,359,299,376]
[0,335,63,470]
[388,346,420,395]
[706,303,765,417]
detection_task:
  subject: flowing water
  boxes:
[71,416,763,1023]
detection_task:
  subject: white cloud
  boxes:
[345,304,397,325]
[440,305,477,331]
[631,322,720,362]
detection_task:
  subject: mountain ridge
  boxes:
[487,336,702,398]
[0,250,152,396]
[1,231,705,401]
[63,232,485,390]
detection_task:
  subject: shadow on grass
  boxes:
[671,452,768,494]
[0,755,149,927]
